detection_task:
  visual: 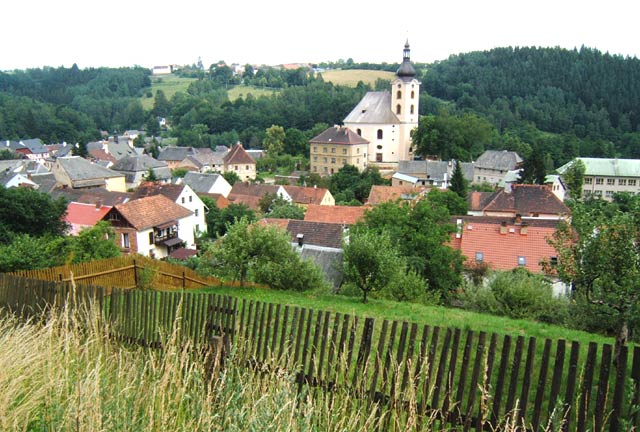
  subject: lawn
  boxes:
[140,74,196,109]
[319,69,396,87]
[227,84,279,101]
[201,285,616,347]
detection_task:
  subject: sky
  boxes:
[2,0,639,71]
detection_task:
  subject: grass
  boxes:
[140,75,196,110]
[319,69,396,87]
[201,285,616,347]
[227,84,279,101]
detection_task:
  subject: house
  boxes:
[261,218,345,289]
[132,182,207,235]
[51,187,132,207]
[87,139,138,160]
[556,157,640,201]
[309,126,369,176]
[344,41,420,164]
[282,185,335,207]
[367,185,429,205]
[473,150,523,186]
[178,150,227,173]
[223,143,256,181]
[157,146,198,169]
[180,171,232,197]
[111,154,172,188]
[51,156,127,192]
[65,202,112,235]
[545,174,566,202]
[88,148,117,167]
[450,215,561,276]
[0,170,38,189]
[2,139,50,162]
[102,194,196,258]
[304,204,369,226]
[392,160,474,188]
[467,184,570,220]
[228,183,291,210]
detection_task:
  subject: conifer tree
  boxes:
[449,159,468,199]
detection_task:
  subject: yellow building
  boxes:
[309,126,369,176]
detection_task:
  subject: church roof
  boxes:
[396,41,417,79]
[343,92,400,124]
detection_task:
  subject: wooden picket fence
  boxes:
[8,255,260,291]
[0,274,638,431]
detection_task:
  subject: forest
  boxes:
[2,46,640,169]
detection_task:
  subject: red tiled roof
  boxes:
[282,185,331,205]
[108,195,193,230]
[89,148,117,164]
[223,143,256,165]
[304,204,369,225]
[230,182,280,198]
[367,185,429,205]
[65,202,112,227]
[469,185,570,216]
[227,194,262,211]
[451,216,561,273]
[199,193,231,209]
[168,248,198,260]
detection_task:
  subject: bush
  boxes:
[460,269,569,325]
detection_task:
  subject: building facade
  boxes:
[557,157,640,201]
[309,126,369,175]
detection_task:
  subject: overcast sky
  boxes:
[3,0,639,71]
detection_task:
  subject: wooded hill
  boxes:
[1,46,640,168]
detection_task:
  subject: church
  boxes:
[343,41,420,165]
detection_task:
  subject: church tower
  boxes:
[391,40,420,161]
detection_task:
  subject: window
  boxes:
[377,129,383,140]
[342,159,347,165]
[313,166,317,172]
[584,177,593,185]
[356,129,362,136]
[397,90,402,99]
[323,166,328,173]
[149,232,154,245]
[594,190,602,196]
[396,104,401,115]
[595,178,604,185]
[629,179,637,186]
[550,256,558,266]
[189,196,193,202]
[357,148,360,154]
[122,233,130,249]
[331,158,336,164]
[342,148,347,154]
[397,84,401,88]
[607,178,615,185]
[331,147,336,153]
[619,179,627,186]
[313,146,317,152]
[245,165,249,170]
[475,252,484,262]
[109,212,120,221]
[195,224,200,232]
[517,256,526,266]
[235,165,238,171]
[410,105,414,114]
[323,157,327,163]
[313,156,317,162]
[411,90,415,99]
[356,158,359,164]
[605,190,614,198]
[181,197,185,204]
[323,147,327,153]
[195,208,199,216]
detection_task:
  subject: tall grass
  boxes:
[0,303,573,431]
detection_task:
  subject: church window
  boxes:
[376,145,383,150]
[356,129,362,136]
[377,129,383,140]
[410,105,415,114]
[396,105,401,115]
[397,90,402,99]
[411,91,415,99]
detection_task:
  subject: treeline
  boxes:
[421,46,640,166]
[0,65,151,141]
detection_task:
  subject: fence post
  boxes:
[133,260,138,288]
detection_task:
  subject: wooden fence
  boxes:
[8,255,245,291]
[0,274,638,431]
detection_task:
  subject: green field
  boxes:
[227,84,279,101]
[140,74,196,109]
[201,285,616,347]
[319,69,396,87]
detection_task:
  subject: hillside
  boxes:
[319,69,395,87]
[141,74,195,109]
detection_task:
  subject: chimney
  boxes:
[514,214,522,225]
[296,233,304,247]
[95,200,102,210]
[520,222,528,235]
[500,221,508,235]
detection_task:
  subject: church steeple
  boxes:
[396,40,416,79]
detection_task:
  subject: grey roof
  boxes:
[343,92,400,124]
[299,245,343,291]
[474,150,523,171]
[309,126,369,145]
[157,146,197,161]
[111,154,168,172]
[1,138,48,154]
[29,173,59,193]
[57,156,124,181]
[397,160,474,182]
[55,144,73,157]
[182,171,223,193]
[106,141,138,159]
[0,159,23,173]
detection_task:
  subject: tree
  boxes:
[145,168,158,182]
[263,125,286,155]
[268,202,305,220]
[548,203,640,360]
[561,158,586,200]
[520,145,547,184]
[70,221,120,262]
[222,170,241,186]
[152,90,170,118]
[72,140,88,158]
[343,230,403,303]
[449,159,468,199]
[427,188,468,216]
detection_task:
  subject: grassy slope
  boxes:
[202,286,616,347]
[227,84,279,100]
[319,69,395,87]
[140,75,196,109]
